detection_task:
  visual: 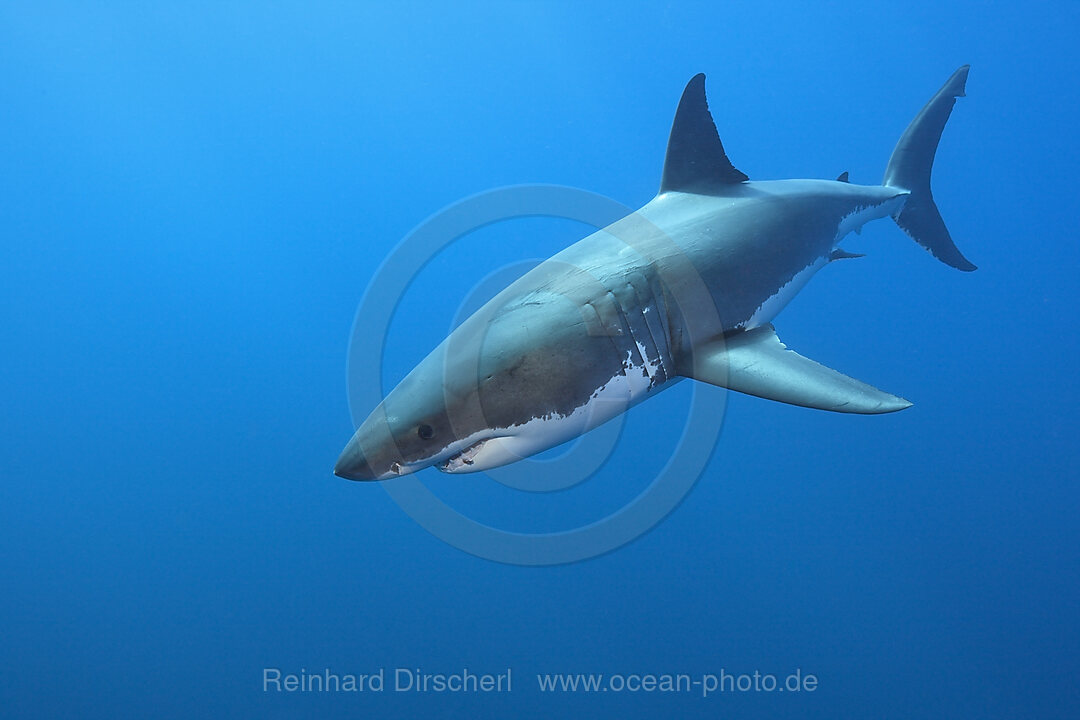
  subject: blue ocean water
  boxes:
[2,2,1077,718]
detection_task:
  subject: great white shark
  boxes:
[335,66,973,481]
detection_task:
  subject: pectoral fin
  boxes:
[679,325,913,414]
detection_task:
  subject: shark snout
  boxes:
[333,435,377,481]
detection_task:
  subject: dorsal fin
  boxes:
[836,171,850,182]
[659,74,748,194]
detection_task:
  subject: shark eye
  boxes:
[417,424,435,440]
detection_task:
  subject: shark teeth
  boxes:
[440,439,490,472]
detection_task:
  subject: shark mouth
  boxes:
[438,430,558,475]
[440,440,488,472]
[439,437,500,473]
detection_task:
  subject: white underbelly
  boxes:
[745,256,828,329]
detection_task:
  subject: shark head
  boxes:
[335,294,619,481]
[334,341,487,481]
[334,285,659,481]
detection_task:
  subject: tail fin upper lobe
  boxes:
[883,65,975,271]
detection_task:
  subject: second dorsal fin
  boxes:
[659,74,748,195]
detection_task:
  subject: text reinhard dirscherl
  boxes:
[263,667,512,694]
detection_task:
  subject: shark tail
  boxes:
[883,65,975,271]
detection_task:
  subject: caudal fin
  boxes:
[883,65,975,271]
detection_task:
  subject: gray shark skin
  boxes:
[336,66,973,481]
